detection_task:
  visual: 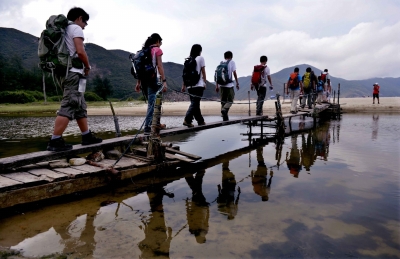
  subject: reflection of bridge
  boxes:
[0,98,337,209]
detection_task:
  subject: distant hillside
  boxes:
[0,27,398,100]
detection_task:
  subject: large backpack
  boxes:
[182,56,201,86]
[303,72,311,89]
[214,60,232,85]
[321,73,327,83]
[317,81,324,92]
[38,14,82,77]
[130,46,156,81]
[251,65,266,90]
[288,72,299,89]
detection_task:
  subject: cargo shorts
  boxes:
[57,72,87,120]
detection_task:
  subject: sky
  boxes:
[1,0,399,80]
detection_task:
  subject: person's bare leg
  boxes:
[53,116,70,135]
[76,117,89,133]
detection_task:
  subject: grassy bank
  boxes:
[0,101,144,115]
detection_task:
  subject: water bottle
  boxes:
[78,76,87,93]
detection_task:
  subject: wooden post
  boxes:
[260,120,263,139]
[248,91,251,116]
[109,101,121,138]
[147,93,165,162]
[333,90,336,104]
[42,73,47,104]
[337,83,340,105]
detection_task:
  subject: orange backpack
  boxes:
[288,73,299,89]
[251,65,266,90]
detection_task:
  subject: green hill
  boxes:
[0,27,398,102]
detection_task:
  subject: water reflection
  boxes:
[251,146,273,201]
[185,170,209,243]
[286,135,302,178]
[217,161,241,220]
[372,114,379,140]
[139,183,174,258]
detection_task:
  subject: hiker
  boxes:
[217,161,241,220]
[215,51,239,121]
[286,67,303,114]
[135,33,167,135]
[373,83,380,104]
[316,76,324,104]
[321,69,331,102]
[181,44,206,127]
[250,55,273,116]
[47,7,102,151]
[301,67,315,109]
[251,146,273,201]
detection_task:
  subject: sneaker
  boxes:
[47,137,73,152]
[198,121,206,126]
[300,105,305,109]
[221,109,229,121]
[308,106,312,109]
[160,124,167,130]
[81,131,103,145]
[143,127,151,135]
[183,121,194,128]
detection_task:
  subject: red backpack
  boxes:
[288,72,299,89]
[251,65,266,90]
[321,73,327,83]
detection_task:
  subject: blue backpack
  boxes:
[214,60,232,85]
[317,80,324,92]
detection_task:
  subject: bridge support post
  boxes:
[147,93,166,162]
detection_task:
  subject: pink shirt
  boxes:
[151,45,163,67]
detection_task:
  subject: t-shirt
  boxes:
[194,56,205,87]
[260,66,271,87]
[220,59,237,88]
[373,85,380,94]
[151,45,163,77]
[287,73,302,90]
[65,24,85,74]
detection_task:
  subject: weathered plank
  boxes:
[53,167,85,178]
[96,157,147,169]
[165,147,201,160]
[71,164,105,173]
[1,172,48,187]
[165,153,195,163]
[27,168,68,182]
[0,175,22,191]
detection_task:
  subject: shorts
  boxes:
[373,93,379,98]
[57,72,87,120]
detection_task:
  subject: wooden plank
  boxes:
[53,167,85,178]
[27,168,68,182]
[0,175,22,191]
[96,157,147,169]
[1,172,48,187]
[165,153,195,163]
[71,164,105,173]
[165,147,201,160]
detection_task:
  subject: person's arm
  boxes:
[181,82,186,92]
[250,71,254,91]
[216,83,219,93]
[299,75,304,93]
[233,70,239,90]
[156,55,167,92]
[135,80,141,92]
[267,75,273,88]
[73,37,90,76]
[286,79,290,94]
[201,66,206,88]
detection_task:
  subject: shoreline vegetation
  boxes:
[0,97,399,116]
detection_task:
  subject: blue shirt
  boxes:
[287,74,302,90]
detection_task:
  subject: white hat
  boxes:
[374,82,378,85]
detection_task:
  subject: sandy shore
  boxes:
[88,97,400,116]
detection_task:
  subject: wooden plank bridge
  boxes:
[0,99,337,209]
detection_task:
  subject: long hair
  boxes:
[143,33,163,48]
[189,44,202,58]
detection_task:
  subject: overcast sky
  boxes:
[1,0,399,80]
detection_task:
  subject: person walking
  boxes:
[135,33,167,135]
[251,55,273,116]
[321,69,331,103]
[372,83,380,104]
[181,44,206,127]
[215,51,239,121]
[47,7,102,151]
[286,67,303,114]
[301,67,315,109]
[316,76,324,105]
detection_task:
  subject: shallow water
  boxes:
[0,114,399,258]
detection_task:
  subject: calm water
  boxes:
[0,114,399,258]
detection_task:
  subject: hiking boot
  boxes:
[183,121,194,128]
[221,109,229,121]
[198,121,206,126]
[81,131,103,145]
[47,137,73,152]
[144,127,151,135]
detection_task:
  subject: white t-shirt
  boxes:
[193,56,205,87]
[65,24,84,74]
[322,72,330,86]
[220,59,237,88]
[260,65,271,87]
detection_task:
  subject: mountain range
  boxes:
[1,27,399,100]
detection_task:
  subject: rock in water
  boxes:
[87,151,105,162]
[69,158,86,166]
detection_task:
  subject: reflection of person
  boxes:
[286,135,302,178]
[314,122,331,161]
[217,161,241,220]
[139,184,174,258]
[251,146,273,201]
[372,114,379,140]
[185,170,209,243]
[301,131,315,172]
[47,7,102,151]
[372,83,380,104]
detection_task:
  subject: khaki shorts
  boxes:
[57,72,87,120]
